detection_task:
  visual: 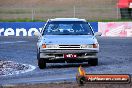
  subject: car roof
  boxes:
[49,18,86,22]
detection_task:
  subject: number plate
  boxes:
[64,54,77,58]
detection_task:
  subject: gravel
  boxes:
[0,60,36,76]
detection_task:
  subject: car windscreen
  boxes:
[43,21,93,35]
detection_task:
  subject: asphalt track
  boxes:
[0,36,132,85]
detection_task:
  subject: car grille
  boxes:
[59,45,81,49]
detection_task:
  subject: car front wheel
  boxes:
[88,58,98,66]
[38,58,46,69]
[37,49,46,69]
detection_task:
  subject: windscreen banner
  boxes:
[98,22,132,37]
[0,22,98,36]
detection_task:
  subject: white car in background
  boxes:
[35,18,101,69]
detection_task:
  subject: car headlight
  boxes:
[46,44,59,48]
[80,44,93,48]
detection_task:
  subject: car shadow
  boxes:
[45,63,90,69]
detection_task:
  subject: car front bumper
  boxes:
[39,49,98,62]
[40,49,98,53]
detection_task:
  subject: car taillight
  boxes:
[42,44,46,48]
[93,44,98,48]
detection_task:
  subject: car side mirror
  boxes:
[34,31,41,37]
[94,32,102,37]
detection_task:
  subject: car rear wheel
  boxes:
[88,58,98,66]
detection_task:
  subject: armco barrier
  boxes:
[1,22,132,37]
[98,22,132,37]
[0,22,98,36]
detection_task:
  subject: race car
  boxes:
[34,18,102,69]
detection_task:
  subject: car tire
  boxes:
[88,58,98,66]
[37,49,46,69]
[38,58,46,69]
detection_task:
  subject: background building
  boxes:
[117,0,132,19]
